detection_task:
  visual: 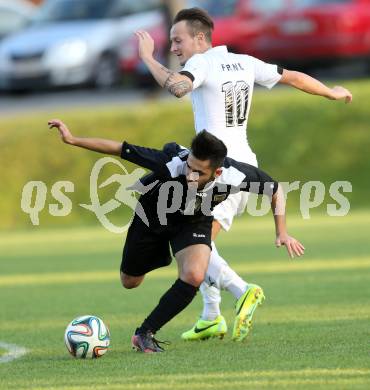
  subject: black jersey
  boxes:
[121,141,278,226]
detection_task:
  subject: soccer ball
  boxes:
[64,315,110,358]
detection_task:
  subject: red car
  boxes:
[204,0,284,55]
[121,0,370,79]
[120,0,274,79]
[218,0,370,66]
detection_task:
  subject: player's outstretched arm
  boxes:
[279,69,352,104]
[48,119,122,156]
[135,30,193,98]
[271,184,305,259]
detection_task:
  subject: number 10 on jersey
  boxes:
[222,81,250,127]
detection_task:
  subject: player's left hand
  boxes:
[48,119,74,144]
[329,86,352,104]
[135,30,155,61]
[275,233,305,259]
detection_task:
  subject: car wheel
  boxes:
[94,54,121,89]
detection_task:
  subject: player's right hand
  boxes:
[48,119,74,144]
[135,30,155,61]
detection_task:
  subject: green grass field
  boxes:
[1,78,369,388]
[1,211,369,389]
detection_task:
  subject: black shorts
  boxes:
[120,214,212,277]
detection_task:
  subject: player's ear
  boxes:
[215,168,222,178]
[196,31,206,43]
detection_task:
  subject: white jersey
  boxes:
[181,46,282,164]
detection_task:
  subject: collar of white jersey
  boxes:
[206,45,228,54]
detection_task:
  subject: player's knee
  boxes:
[121,278,140,289]
[120,272,143,289]
[181,270,205,287]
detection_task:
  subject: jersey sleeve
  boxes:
[225,159,279,196]
[121,141,188,178]
[180,54,208,89]
[242,165,278,195]
[249,56,283,89]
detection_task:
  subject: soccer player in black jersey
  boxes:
[49,119,304,352]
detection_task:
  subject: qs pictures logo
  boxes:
[21,157,157,233]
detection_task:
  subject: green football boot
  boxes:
[181,315,227,341]
[232,284,265,342]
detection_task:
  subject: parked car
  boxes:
[121,0,262,77]
[0,0,36,41]
[120,0,287,77]
[251,0,370,68]
[188,0,370,69]
[0,0,165,91]
[194,0,284,56]
[122,0,370,77]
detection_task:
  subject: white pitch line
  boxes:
[0,342,28,363]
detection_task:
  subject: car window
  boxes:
[295,0,351,7]
[108,0,161,17]
[249,0,289,14]
[0,8,28,35]
[34,0,161,22]
[35,0,162,22]
[35,0,117,21]
[188,0,239,17]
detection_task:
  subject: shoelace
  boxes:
[151,336,171,350]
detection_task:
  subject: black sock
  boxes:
[137,279,198,334]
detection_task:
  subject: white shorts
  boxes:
[212,192,250,231]
[212,153,258,231]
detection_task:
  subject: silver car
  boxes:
[0,0,35,41]
[0,0,164,90]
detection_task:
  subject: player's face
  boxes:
[170,21,203,66]
[186,154,222,190]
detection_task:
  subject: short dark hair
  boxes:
[173,8,214,43]
[191,130,227,169]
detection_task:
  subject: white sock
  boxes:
[206,242,248,300]
[200,283,221,321]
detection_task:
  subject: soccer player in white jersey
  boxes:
[135,7,352,341]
